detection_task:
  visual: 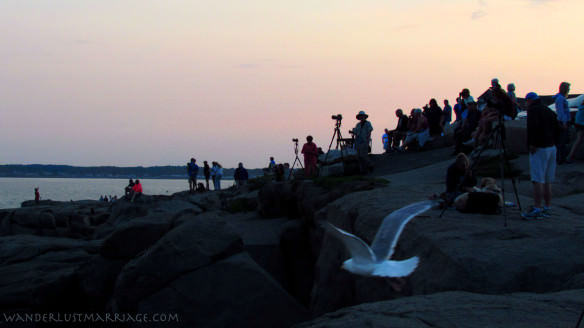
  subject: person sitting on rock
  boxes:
[438,153,477,205]
[130,179,143,202]
[125,179,135,197]
[388,109,409,151]
[424,98,444,138]
[453,99,480,154]
[404,108,430,151]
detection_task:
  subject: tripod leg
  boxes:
[501,142,523,213]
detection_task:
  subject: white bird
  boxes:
[322,200,433,278]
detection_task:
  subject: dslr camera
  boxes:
[292,138,299,142]
[331,114,343,120]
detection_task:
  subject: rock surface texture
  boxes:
[1,148,583,327]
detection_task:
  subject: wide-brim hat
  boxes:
[356,110,368,119]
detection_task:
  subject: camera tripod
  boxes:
[323,117,344,164]
[440,115,522,227]
[288,139,303,180]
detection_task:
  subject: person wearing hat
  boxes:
[352,110,374,173]
[522,92,560,219]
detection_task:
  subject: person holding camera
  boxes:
[301,135,318,177]
[353,110,374,173]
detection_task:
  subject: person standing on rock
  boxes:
[187,158,199,193]
[522,92,560,219]
[34,187,40,204]
[211,162,223,190]
[203,161,211,190]
[352,110,374,174]
[301,135,318,177]
[554,82,571,164]
[233,162,249,188]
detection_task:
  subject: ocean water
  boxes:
[0,177,234,209]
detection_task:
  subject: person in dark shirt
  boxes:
[203,161,211,191]
[523,92,560,219]
[187,158,199,193]
[389,109,409,150]
[233,162,249,188]
[443,99,452,126]
[124,179,135,197]
[424,98,444,137]
[454,100,480,154]
[445,153,477,200]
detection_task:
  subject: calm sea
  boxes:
[0,177,234,209]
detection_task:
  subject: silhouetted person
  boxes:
[187,158,199,193]
[554,82,571,164]
[130,179,142,202]
[302,135,318,177]
[125,179,135,197]
[203,161,211,190]
[34,187,40,204]
[352,110,374,173]
[234,162,249,188]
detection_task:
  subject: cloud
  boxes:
[471,10,487,20]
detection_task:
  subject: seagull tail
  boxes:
[371,256,419,278]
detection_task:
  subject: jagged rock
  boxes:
[258,182,297,218]
[297,290,584,328]
[77,256,126,311]
[111,216,244,312]
[0,235,100,311]
[100,217,172,259]
[310,184,584,315]
[137,252,310,328]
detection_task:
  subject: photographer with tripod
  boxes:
[352,110,374,174]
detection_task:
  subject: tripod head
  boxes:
[292,138,299,155]
[331,114,343,129]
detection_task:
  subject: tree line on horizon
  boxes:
[0,164,264,179]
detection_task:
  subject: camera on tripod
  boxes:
[331,114,342,121]
[292,138,299,143]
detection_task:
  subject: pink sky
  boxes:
[1,0,583,168]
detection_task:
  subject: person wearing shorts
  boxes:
[523,92,560,219]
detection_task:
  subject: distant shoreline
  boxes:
[0,164,264,180]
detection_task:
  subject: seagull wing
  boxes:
[370,200,433,261]
[321,221,375,264]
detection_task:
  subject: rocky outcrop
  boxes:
[2,151,583,327]
[297,290,584,328]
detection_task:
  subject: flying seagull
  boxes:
[322,200,433,278]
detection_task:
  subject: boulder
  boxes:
[0,235,100,311]
[504,119,528,154]
[137,253,310,328]
[310,184,584,315]
[100,217,172,259]
[111,216,244,312]
[298,290,584,328]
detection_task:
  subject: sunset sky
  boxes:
[1,0,583,168]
